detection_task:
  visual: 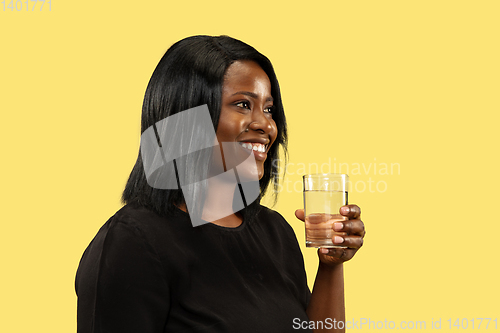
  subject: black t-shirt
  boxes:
[76,204,312,332]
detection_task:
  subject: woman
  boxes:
[76,35,365,332]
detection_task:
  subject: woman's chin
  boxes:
[236,165,263,183]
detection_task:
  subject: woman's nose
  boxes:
[248,109,275,134]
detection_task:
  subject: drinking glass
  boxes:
[303,173,349,248]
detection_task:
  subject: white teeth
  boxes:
[240,142,266,153]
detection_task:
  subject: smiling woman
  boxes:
[75,35,365,333]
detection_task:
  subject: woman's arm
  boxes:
[296,205,365,333]
[307,261,345,332]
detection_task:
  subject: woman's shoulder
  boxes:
[255,205,286,224]
[113,203,169,225]
[77,204,189,279]
[82,204,191,260]
[255,204,291,224]
[108,203,190,233]
[254,205,298,238]
[83,205,164,252]
[252,205,305,266]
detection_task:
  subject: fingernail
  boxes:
[334,236,344,244]
[333,222,343,231]
[340,206,350,215]
[320,248,329,254]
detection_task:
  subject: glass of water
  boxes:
[303,173,349,248]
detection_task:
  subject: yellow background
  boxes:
[1,0,499,331]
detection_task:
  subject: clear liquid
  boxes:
[304,190,348,248]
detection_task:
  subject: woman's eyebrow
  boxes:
[231,91,274,102]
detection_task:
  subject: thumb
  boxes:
[295,209,305,222]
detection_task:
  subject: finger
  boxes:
[320,248,357,262]
[340,204,361,219]
[333,219,365,236]
[295,209,305,222]
[333,234,364,249]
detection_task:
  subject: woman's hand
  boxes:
[295,205,365,267]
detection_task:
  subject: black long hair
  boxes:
[122,35,288,221]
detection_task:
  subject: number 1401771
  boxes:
[2,0,51,11]
[447,318,497,330]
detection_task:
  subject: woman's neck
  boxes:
[177,176,243,228]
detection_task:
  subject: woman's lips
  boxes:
[238,142,268,161]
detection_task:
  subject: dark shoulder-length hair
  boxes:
[122,35,288,221]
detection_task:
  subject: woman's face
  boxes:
[215,60,278,180]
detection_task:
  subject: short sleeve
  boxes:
[75,217,170,333]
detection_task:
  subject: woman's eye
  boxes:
[264,106,275,114]
[235,101,250,109]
